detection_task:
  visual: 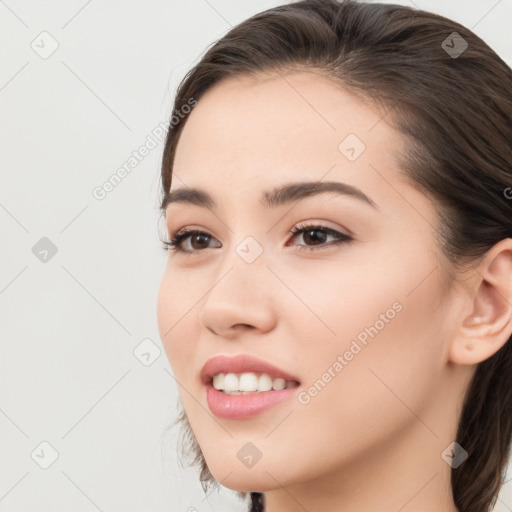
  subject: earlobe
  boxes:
[449,238,512,366]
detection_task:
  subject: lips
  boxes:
[200,354,301,386]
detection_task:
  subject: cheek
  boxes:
[156,276,174,347]
[156,280,167,339]
[291,250,449,451]
[156,273,197,373]
[287,307,446,479]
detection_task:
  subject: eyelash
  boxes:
[161,223,353,254]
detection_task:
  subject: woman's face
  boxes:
[157,71,468,494]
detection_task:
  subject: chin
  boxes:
[207,464,285,493]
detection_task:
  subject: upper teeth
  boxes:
[212,372,298,393]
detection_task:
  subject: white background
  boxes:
[1,0,511,510]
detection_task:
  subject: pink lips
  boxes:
[200,354,301,420]
[205,384,299,419]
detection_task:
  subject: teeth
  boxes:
[212,372,299,393]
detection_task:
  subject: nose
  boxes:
[199,257,277,339]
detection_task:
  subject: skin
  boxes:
[156,70,512,512]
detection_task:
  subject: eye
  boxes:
[161,223,353,254]
[161,227,220,254]
[287,222,353,251]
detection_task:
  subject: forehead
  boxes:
[171,71,406,208]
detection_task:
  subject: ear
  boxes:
[449,238,512,365]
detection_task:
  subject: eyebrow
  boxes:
[162,180,378,211]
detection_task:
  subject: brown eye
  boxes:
[163,228,221,253]
[162,224,353,254]
[288,223,353,251]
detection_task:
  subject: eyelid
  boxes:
[169,218,350,238]
[291,218,353,235]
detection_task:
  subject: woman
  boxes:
[156,1,512,511]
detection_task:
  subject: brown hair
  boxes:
[159,1,512,511]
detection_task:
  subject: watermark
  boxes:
[441,441,468,468]
[133,337,161,367]
[31,441,59,469]
[504,187,512,200]
[92,97,197,201]
[441,32,468,59]
[297,301,403,405]
[237,442,263,468]
[32,236,58,263]
[338,133,366,161]
[236,235,264,264]
[31,31,59,59]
